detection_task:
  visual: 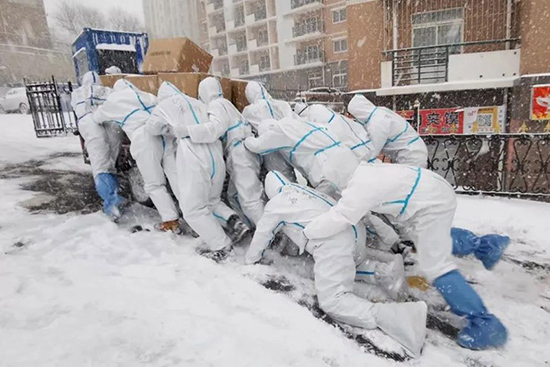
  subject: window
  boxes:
[332,63,348,88]
[258,29,268,46]
[308,71,323,89]
[333,38,347,53]
[259,55,271,71]
[332,8,346,24]
[412,8,463,52]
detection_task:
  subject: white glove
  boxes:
[173,124,190,139]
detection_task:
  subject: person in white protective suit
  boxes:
[301,104,375,162]
[347,94,428,167]
[72,71,124,219]
[173,77,265,225]
[105,66,122,75]
[245,171,427,358]
[242,81,297,182]
[151,82,251,260]
[303,163,508,351]
[244,117,360,199]
[93,79,181,232]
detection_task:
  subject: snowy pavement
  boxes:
[0,115,549,367]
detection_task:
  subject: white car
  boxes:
[0,87,30,114]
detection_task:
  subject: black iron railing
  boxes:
[294,49,324,66]
[25,77,77,138]
[383,39,521,86]
[420,134,550,198]
[293,20,324,38]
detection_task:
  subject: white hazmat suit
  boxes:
[93,80,180,223]
[242,81,297,182]
[244,117,360,197]
[348,95,428,167]
[246,171,427,358]
[304,104,375,162]
[151,82,237,251]
[175,77,264,225]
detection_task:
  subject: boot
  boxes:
[155,220,181,234]
[451,228,510,270]
[356,255,407,300]
[197,245,233,263]
[227,215,252,244]
[374,301,428,358]
[434,270,507,350]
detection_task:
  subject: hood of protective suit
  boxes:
[348,94,377,121]
[157,81,182,101]
[294,102,309,117]
[198,77,224,104]
[245,81,272,104]
[265,171,291,199]
[113,79,134,92]
[308,104,335,125]
[81,71,101,87]
[105,66,122,75]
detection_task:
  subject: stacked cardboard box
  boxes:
[100,37,248,109]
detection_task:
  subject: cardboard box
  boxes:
[157,73,232,100]
[231,79,249,112]
[143,38,213,74]
[99,74,126,88]
[124,75,159,95]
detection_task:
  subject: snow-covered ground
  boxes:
[0,115,549,366]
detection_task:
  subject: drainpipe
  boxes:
[392,0,398,50]
[505,0,513,49]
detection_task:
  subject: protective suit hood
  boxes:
[81,71,101,87]
[113,79,134,92]
[245,81,272,104]
[158,82,181,101]
[348,94,377,120]
[105,66,122,75]
[199,77,224,104]
[265,171,291,200]
[308,104,335,125]
[294,102,309,117]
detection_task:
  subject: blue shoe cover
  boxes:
[451,228,480,256]
[95,173,124,218]
[457,314,508,350]
[434,270,507,350]
[475,235,510,270]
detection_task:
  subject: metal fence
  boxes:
[420,134,550,199]
[25,77,77,138]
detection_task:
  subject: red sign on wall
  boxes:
[531,85,550,121]
[419,108,464,134]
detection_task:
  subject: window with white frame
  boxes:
[412,8,464,53]
[332,7,346,24]
[332,62,348,88]
[333,38,347,53]
[308,71,323,89]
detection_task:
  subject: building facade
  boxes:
[196,0,350,97]
[0,0,73,85]
[142,0,201,43]
[346,0,550,133]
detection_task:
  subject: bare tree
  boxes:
[108,8,144,33]
[51,0,106,37]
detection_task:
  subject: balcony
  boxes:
[206,0,223,12]
[209,24,226,35]
[246,9,267,24]
[294,49,324,66]
[292,20,323,38]
[290,0,322,11]
[382,39,521,87]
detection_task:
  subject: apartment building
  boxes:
[142,0,201,43]
[346,0,550,133]
[196,0,350,95]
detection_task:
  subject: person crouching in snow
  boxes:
[303,162,508,350]
[151,82,251,261]
[244,117,360,199]
[245,171,428,358]
[92,80,180,232]
[173,77,265,226]
[242,81,297,183]
[72,71,124,220]
[348,94,428,168]
[301,104,375,163]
